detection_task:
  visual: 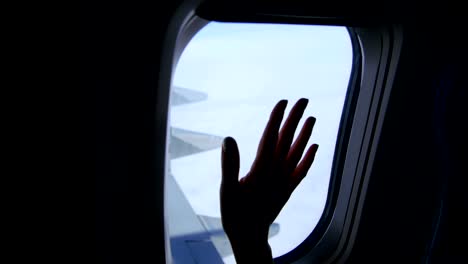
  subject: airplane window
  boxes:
[169,22,352,263]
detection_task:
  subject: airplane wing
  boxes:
[169,86,223,160]
[168,127,224,159]
[171,85,208,106]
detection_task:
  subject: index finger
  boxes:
[250,99,288,173]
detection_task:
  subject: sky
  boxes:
[170,22,352,263]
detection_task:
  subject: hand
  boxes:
[220,98,318,263]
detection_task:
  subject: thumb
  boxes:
[221,136,240,189]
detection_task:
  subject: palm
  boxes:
[220,98,318,246]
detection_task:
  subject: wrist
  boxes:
[230,238,273,264]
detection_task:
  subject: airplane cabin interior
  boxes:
[84,0,467,262]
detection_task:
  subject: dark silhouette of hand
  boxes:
[220,98,318,263]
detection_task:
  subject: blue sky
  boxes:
[171,22,352,262]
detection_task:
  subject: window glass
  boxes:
[169,22,352,262]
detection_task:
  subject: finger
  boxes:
[290,144,318,189]
[276,98,309,163]
[221,137,240,190]
[251,99,287,172]
[285,116,316,174]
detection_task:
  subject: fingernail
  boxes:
[222,138,228,152]
[279,99,288,108]
[223,137,234,151]
[308,116,316,125]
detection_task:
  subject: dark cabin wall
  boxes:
[348,22,467,263]
[82,0,183,263]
